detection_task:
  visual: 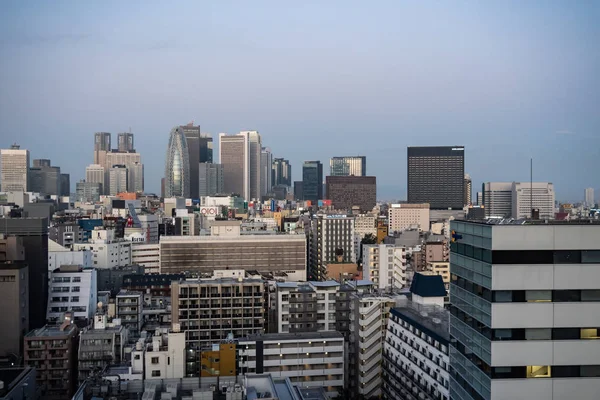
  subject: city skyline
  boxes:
[0,2,598,201]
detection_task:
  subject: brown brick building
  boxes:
[326,176,376,212]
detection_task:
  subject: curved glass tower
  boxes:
[164,126,191,198]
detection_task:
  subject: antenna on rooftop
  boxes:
[530,158,533,219]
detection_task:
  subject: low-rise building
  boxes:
[47,265,97,325]
[130,327,186,380]
[388,203,430,233]
[130,243,160,274]
[73,228,131,269]
[116,291,143,337]
[48,239,93,272]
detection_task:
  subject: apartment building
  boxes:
[449,220,600,400]
[116,291,143,337]
[171,278,265,350]
[363,244,408,290]
[73,228,131,269]
[414,241,449,272]
[273,280,374,334]
[309,213,355,281]
[388,204,430,233]
[130,327,186,380]
[24,317,79,400]
[238,331,345,397]
[47,265,97,325]
[131,243,160,274]
[0,260,28,360]
[348,293,401,399]
[78,313,129,382]
[354,214,378,262]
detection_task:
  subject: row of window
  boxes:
[51,296,80,302]
[451,242,600,264]
[492,365,600,379]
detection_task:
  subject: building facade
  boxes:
[198,163,224,197]
[1,144,30,192]
[585,188,595,208]
[363,244,408,290]
[47,265,97,325]
[302,161,323,202]
[407,146,465,210]
[329,156,366,177]
[388,203,430,232]
[309,213,355,281]
[75,181,102,202]
[325,175,376,212]
[117,132,135,152]
[181,123,202,199]
[272,158,292,187]
[164,126,191,198]
[0,256,28,359]
[219,132,249,199]
[465,174,472,206]
[108,165,128,195]
[131,243,160,274]
[511,182,555,219]
[85,164,105,194]
[245,131,262,201]
[93,132,111,166]
[449,220,600,400]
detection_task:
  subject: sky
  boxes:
[0,1,599,202]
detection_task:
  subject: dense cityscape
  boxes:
[0,129,598,400]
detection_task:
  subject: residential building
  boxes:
[122,273,184,297]
[164,126,191,198]
[1,144,30,192]
[330,156,366,177]
[0,367,37,400]
[465,174,472,206]
[78,313,129,382]
[414,241,449,272]
[511,181,555,219]
[2,218,49,329]
[117,132,134,152]
[349,293,400,399]
[24,317,79,400]
[133,327,186,380]
[116,291,143,337]
[198,163,224,197]
[585,187,595,207]
[382,274,450,400]
[219,132,249,199]
[363,244,408,290]
[449,219,600,400]
[73,228,131,269]
[272,158,292,187]
[171,277,265,350]
[302,161,323,202]
[93,132,111,166]
[388,203,430,233]
[47,265,97,325]
[0,235,28,359]
[108,165,128,195]
[49,223,83,250]
[238,331,345,397]
[260,147,273,198]
[160,221,306,278]
[325,176,377,212]
[407,146,465,210]
[309,213,355,281]
[131,243,160,274]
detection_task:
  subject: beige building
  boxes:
[1,144,30,192]
[388,203,430,232]
[423,261,450,289]
[171,277,265,349]
[219,132,250,199]
[0,262,28,359]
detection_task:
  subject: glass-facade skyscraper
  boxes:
[330,156,366,176]
[164,126,191,198]
[302,161,323,202]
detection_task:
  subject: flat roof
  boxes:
[0,368,33,397]
[391,300,450,344]
[160,234,305,242]
[25,324,77,338]
[240,331,344,342]
[458,218,600,226]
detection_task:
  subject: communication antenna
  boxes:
[530,158,533,218]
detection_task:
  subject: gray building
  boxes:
[330,156,366,176]
[181,123,202,199]
[407,146,465,210]
[96,265,144,294]
[75,181,102,203]
[23,202,55,220]
[272,158,292,187]
[325,175,376,212]
[60,173,70,196]
[2,218,48,329]
[309,213,355,281]
[165,126,191,198]
[29,164,61,195]
[302,161,323,202]
[117,132,134,152]
[108,165,128,195]
[219,132,249,198]
[49,223,83,249]
[293,181,304,201]
[198,163,224,197]
[93,132,111,166]
[260,147,272,198]
[0,145,30,193]
[0,368,37,400]
[0,241,28,359]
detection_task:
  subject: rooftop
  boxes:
[460,218,600,225]
[179,277,264,285]
[410,273,447,298]
[25,323,77,338]
[240,331,344,343]
[391,299,450,342]
[0,367,33,398]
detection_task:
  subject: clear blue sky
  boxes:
[1,1,598,201]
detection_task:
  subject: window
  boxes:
[134,354,141,360]
[582,290,600,302]
[71,296,80,302]
[527,365,551,378]
[73,277,81,282]
[553,290,580,302]
[581,366,600,377]
[525,329,551,340]
[526,290,551,302]
[554,251,582,264]
[581,328,599,339]
[151,370,161,377]
[493,291,512,303]
[553,328,580,340]
[582,251,600,263]
[151,357,159,364]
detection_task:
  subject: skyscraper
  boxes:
[260,147,273,197]
[326,176,377,212]
[164,126,191,198]
[199,134,213,163]
[244,131,262,201]
[330,156,366,176]
[60,173,70,196]
[511,182,555,219]
[93,132,111,166]
[1,144,30,192]
[109,165,128,195]
[219,132,249,199]
[407,146,465,210]
[117,132,135,152]
[105,151,142,193]
[464,173,472,206]
[585,187,595,207]
[85,164,105,194]
[29,162,61,195]
[302,161,323,202]
[482,182,513,218]
[198,163,224,197]
[128,162,144,193]
[181,123,201,199]
[272,158,292,187]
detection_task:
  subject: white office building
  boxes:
[238,331,345,398]
[47,265,98,324]
[363,244,408,290]
[85,164,105,194]
[73,228,131,269]
[511,182,555,219]
[109,165,128,195]
[48,239,93,272]
[585,187,595,208]
[388,204,430,232]
[449,220,600,400]
[1,144,30,192]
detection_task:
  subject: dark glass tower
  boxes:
[407,146,465,209]
[181,124,212,199]
[302,161,323,202]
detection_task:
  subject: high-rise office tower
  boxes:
[330,156,366,176]
[302,161,323,202]
[164,126,191,198]
[476,191,483,206]
[199,134,213,163]
[326,176,376,212]
[117,132,135,152]
[85,164,105,194]
[260,147,272,197]
[1,144,30,192]
[585,188,595,207]
[109,165,128,195]
[60,173,70,196]
[198,163,224,196]
[76,181,102,203]
[407,146,465,210]
[181,123,201,199]
[244,131,262,201]
[219,132,249,199]
[465,173,472,206]
[105,151,142,193]
[272,158,292,187]
[449,220,600,400]
[29,159,61,195]
[32,159,51,168]
[128,162,144,193]
[482,182,513,218]
[511,182,555,219]
[293,181,304,201]
[93,132,111,166]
